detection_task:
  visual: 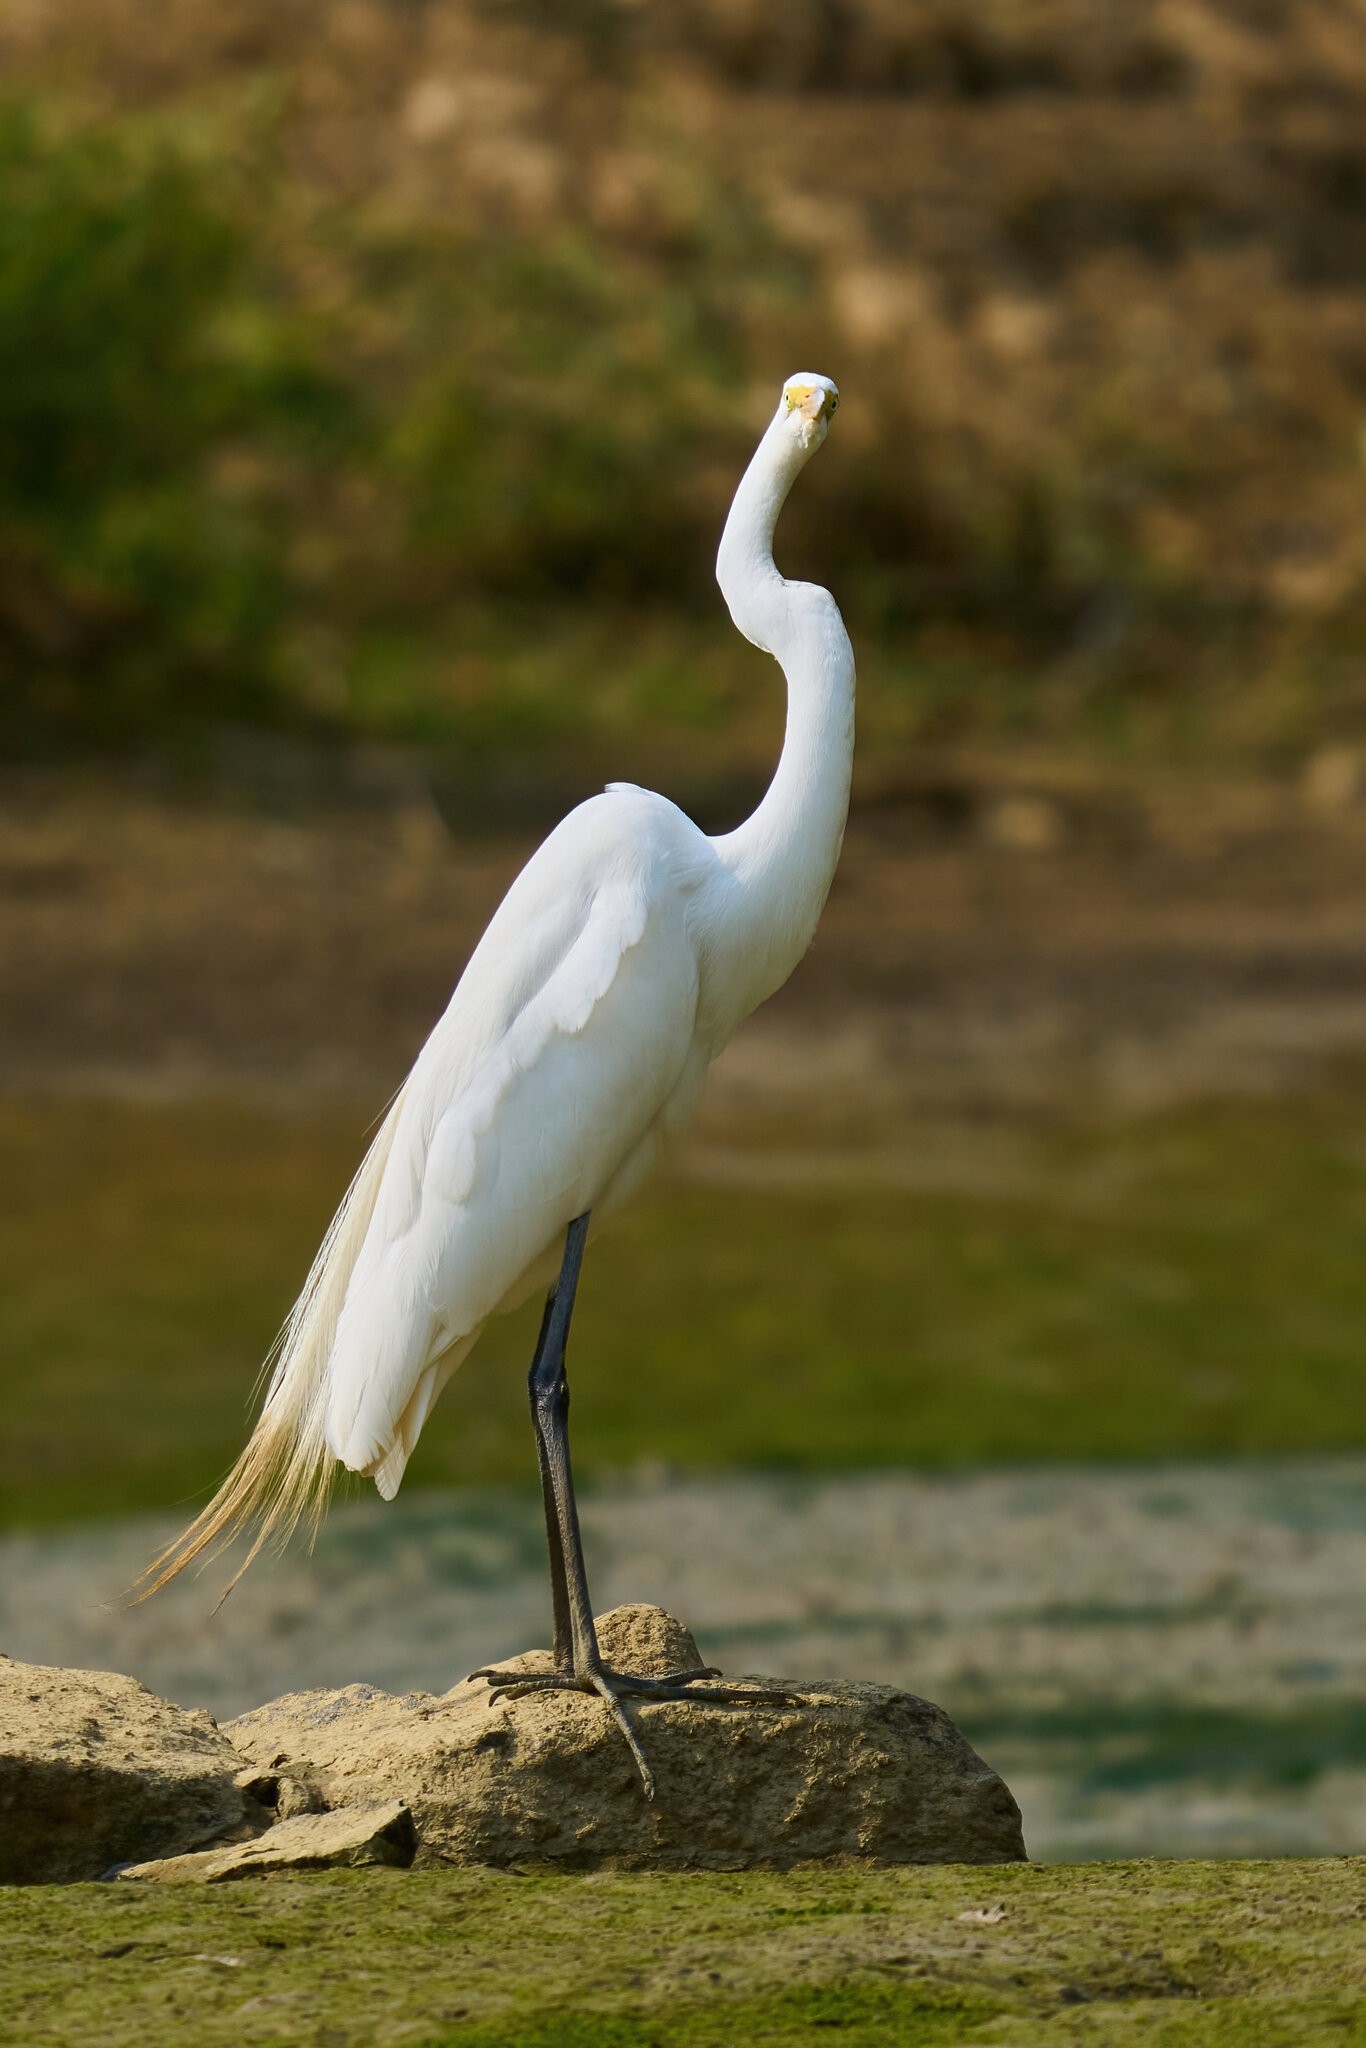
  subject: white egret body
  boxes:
[148,374,853,1786]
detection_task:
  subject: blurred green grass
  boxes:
[2,1082,1364,1531]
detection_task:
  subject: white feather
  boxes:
[322,790,706,1477]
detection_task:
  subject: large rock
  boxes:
[0,1653,252,1883]
[225,1605,1025,1869]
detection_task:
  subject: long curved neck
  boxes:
[705,411,856,1027]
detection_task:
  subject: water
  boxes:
[4,1458,1364,1863]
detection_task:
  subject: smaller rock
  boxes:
[118,1801,416,1882]
[597,1604,704,1675]
[276,1773,328,1818]
[0,1657,250,1884]
[485,1604,704,1687]
[232,1761,327,1818]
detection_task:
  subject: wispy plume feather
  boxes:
[131,1089,407,1605]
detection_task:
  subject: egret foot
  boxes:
[470,1662,802,1798]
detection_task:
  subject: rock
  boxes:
[225,1604,1025,1870]
[0,1654,251,1884]
[233,1761,327,1818]
[118,1800,416,1882]
[599,1603,704,1675]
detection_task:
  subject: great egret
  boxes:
[146,373,854,1794]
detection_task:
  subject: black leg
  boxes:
[526,1211,611,1679]
[529,1214,591,1674]
[528,1284,573,1672]
[472,1210,800,1797]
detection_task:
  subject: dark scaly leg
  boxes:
[528,1283,573,1671]
[471,1211,796,1797]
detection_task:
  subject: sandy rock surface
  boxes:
[0,1654,249,1883]
[225,1604,1025,1870]
[118,1800,416,1882]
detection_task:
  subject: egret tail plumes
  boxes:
[133,1090,408,1600]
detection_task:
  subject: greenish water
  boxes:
[3,1087,1365,1529]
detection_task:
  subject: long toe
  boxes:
[469,1665,565,1687]
[482,1676,580,1705]
[604,1670,802,1706]
[587,1670,656,1797]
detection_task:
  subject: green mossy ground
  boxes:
[3,1859,1362,2046]
[4,1082,1366,1528]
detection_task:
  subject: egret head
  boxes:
[780,372,840,451]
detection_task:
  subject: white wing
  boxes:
[321,790,706,1493]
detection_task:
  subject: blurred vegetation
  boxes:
[1,1,1366,763]
[0,104,341,743]
[3,1077,1365,1529]
[0,96,797,752]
